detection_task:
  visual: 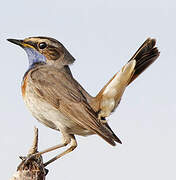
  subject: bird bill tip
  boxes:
[7,38,23,46]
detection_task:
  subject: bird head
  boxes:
[7,36,75,69]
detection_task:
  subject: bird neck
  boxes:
[22,62,46,83]
[24,47,46,70]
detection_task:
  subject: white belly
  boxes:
[23,89,92,136]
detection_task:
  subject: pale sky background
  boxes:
[1,0,176,180]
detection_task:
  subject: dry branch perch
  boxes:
[10,127,48,180]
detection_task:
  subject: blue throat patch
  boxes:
[24,47,46,69]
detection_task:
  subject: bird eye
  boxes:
[39,42,47,49]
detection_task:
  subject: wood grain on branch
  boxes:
[10,127,48,180]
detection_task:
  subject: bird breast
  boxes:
[21,77,93,136]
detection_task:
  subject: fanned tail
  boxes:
[128,38,160,84]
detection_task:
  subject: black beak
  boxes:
[7,39,24,47]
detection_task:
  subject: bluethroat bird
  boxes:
[7,37,159,166]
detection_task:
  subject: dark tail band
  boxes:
[128,38,160,84]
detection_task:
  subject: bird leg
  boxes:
[23,134,77,167]
[33,142,68,156]
[44,134,77,167]
[23,133,71,165]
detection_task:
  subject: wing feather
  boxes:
[29,66,118,146]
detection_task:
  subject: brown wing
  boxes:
[29,65,119,146]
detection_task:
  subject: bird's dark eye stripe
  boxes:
[39,42,47,49]
[25,41,38,49]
